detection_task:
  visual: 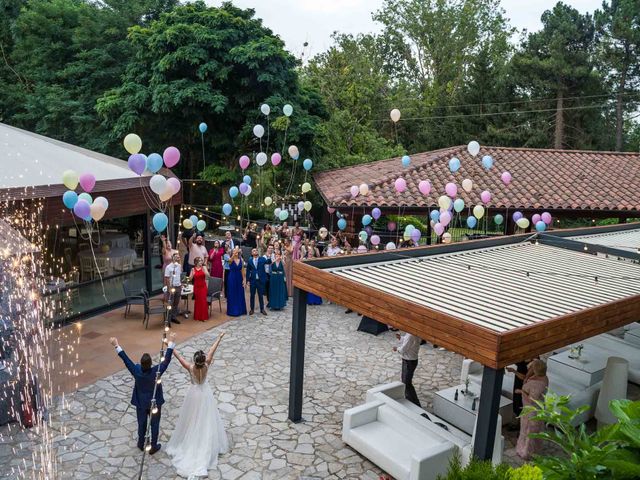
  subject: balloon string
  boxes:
[266,115,270,157]
[86,222,109,305]
[201,133,206,167]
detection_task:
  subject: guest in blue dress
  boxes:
[226,248,247,317]
[268,254,287,310]
[305,241,323,305]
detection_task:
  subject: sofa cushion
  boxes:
[349,422,412,479]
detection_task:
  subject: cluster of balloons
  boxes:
[511,211,552,232]
[181,215,207,232]
[402,224,421,243]
[62,170,110,222]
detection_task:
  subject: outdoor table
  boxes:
[433,384,512,435]
[624,323,640,347]
[98,232,130,249]
[77,247,137,275]
[547,347,609,387]
[43,276,66,294]
[180,284,193,318]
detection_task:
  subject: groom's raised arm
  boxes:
[158,333,177,375]
[110,337,136,377]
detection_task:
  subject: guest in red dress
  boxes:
[207,240,224,280]
[189,257,210,321]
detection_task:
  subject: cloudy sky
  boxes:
[209,0,604,59]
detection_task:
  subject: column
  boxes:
[473,366,504,460]
[288,287,308,422]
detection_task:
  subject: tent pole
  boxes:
[288,287,308,422]
[473,366,504,460]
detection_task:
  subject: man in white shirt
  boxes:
[325,237,342,257]
[164,253,182,324]
[393,332,422,407]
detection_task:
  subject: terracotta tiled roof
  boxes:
[313,146,640,212]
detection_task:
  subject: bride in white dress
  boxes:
[167,332,229,478]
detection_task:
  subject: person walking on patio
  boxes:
[393,332,422,407]
[516,359,549,460]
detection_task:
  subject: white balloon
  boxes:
[297,201,305,211]
[94,196,109,210]
[256,152,268,166]
[359,183,369,196]
[442,232,452,244]
[462,178,473,193]
[253,124,265,138]
[467,140,480,157]
[149,174,167,195]
[90,203,106,221]
[390,108,401,123]
[288,145,299,159]
[283,104,293,116]
[243,185,252,196]
[274,207,281,217]
[260,104,270,115]
[385,242,397,250]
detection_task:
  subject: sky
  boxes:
[209,0,604,59]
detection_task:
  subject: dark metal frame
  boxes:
[473,367,504,460]
[288,287,307,423]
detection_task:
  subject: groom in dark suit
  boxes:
[246,248,271,315]
[110,333,176,454]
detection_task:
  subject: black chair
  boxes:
[207,277,223,314]
[122,280,144,318]
[141,289,166,329]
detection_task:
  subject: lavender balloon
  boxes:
[128,154,146,176]
[365,226,373,236]
[513,211,523,222]
[239,182,249,194]
[372,207,381,220]
[410,228,421,242]
[73,199,91,219]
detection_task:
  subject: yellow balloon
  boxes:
[264,196,273,206]
[359,183,369,196]
[301,182,311,193]
[303,201,312,212]
[442,232,452,244]
[516,218,530,229]
[182,219,193,229]
[159,186,173,202]
[123,133,142,154]
[438,195,451,210]
[473,204,485,219]
[62,170,78,190]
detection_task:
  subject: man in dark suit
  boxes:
[246,248,271,315]
[110,333,176,454]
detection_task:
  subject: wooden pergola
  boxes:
[288,224,640,460]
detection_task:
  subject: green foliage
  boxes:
[386,215,428,233]
[508,464,543,480]
[436,454,511,480]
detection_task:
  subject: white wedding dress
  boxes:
[167,365,229,478]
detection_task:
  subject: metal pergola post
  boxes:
[473,366,504,460]
[288,287,307,422]
[143,210,152,293]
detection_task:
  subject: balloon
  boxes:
[62,191,78,209]
[372,208,381,220]
[337,218,347,230]
[462,178,473,193]
[453,198,465,213]
[243,175,252,185]
[271,153,282,166]
[473,204,485,219]
[430,210,440,222]
[279,210,289,221]
[410,228,421,242]
[229,186,239,198]
[387,221,396,231]
[303,201,312,212]
[302,182,312,193]
[260,104,270,115]
[371,235,380,246]
[434,223,445,236]
[123,133,142,154]
[359,231,368,242]
[440,211,452,227]
[445,182,457,198]
[418,180,431,195]
[442,232,452,244]
[362,214,372,226]
[438,195,451,210]
[467,140,480,157]
[196,220,206,231]
[386,242,396,250]
[449,157,461,173]
[146,153,164,173]
[256,152,268,166]
[222,204,232,216]
[253,124,265,138]
[239,155,250,170]
[283,104,293,116]
[94,195,109,210]
[532,214,541,225]
[79,173,96,193]
[303,159,313,171]
[401,155,411,168]
[394,178,406,193]
[78,192,93,204]
[183,219,193,229]
[467,216,477,229]
[482,155,494,170]
[190,215,198,225]
[199,122,207,133]
[405,224,415,234]
[287,145,299,159]
[350,185,359,197]
[163,146,180,168]
[480,190,491,204]
[62,170,79,190]
[297,201,305,211]
[359,183,369,196]
[90,203,106,222]
[535,221,546,232]
[327,207,336,214]
[501,171,512,185]
[73,199,90,219]
[513,211,523,222]
[152,212,168,232]
[541,212,552,225]
[149,175,167,195]
[264,196,273,206]
[390,108,401,123]
[128,154,146,176]
[243,185,252,196]
[516,218,530,229]
[159,185,173,202]
[274,208,281,217]
[494,214,504,225]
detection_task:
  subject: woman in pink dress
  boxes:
[291,223,303,261]
[283,239,293,297]
[189,257,210,321]
[207,240,224,280]
[516,359,549,460]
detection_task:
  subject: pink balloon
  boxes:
[541,212,552,225]
[418,180,431,195]
[501,171,512,185]
[445,182,457,198]
[480,190,491,204]
[167,177,181,194]
[387,221,396,231]
[532,214,541,224]
[239,155,250,170]
[163,146,180,168]
[434,223,445,236]
[350,185,359,197]
[395,178,407,193]
[271,153,281,166]
[327,207,336,214]
[370,234,380,246]
[79,173,96,193]
[440,211,452,227]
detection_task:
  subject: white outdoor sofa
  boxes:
[342,382,503,480]
[583,334,640,384]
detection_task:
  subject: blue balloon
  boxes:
[337,218,347,230]
[449,157,461,173]
[535,220,546,232]
[63,190,78,209]
[199,122,207,133]
[222,203,232,216]
[482,155,493,170]
[430,210,440,222]
[401,155,411,168]
[152,212,168,232]
[189,215,198,226]
[229,186,239,198]
[243,175,252,185]
[362,214,372,226]
[467,216,477,229]
[146,153,164,173]
[303,159,313,171]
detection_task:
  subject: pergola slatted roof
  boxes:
[568,229,640,253]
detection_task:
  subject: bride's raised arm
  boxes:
[173,349,192,370]
[206,332,226,365]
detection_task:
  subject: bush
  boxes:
[436,454,511,480]
[508,464,543,480]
